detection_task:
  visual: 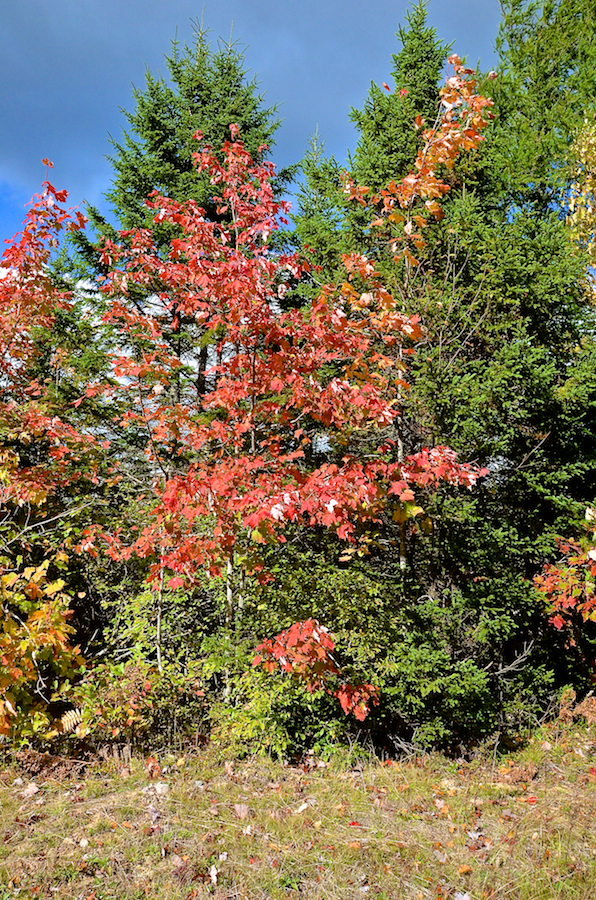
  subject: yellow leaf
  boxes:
[44,580,65,597]
[1,573,19,588]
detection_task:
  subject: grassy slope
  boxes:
[0,722,595,900]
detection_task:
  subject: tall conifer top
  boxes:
[350,0,449,192]
[105,22,280,236]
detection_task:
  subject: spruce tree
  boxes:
[283,0,596,748]
[350,0,448,193]
[68,22,282,274]
[290,0,448,290]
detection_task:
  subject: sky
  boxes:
[0,0,501,242]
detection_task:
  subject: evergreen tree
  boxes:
[281,0,596,749]
[60,23,286,408]
[484,0,596,213]
[105,25,281,234]
[350,0,448,193]
[395,0,596,735]
[290,1,448,291]
[68,21,283,275]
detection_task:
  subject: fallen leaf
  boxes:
[458,864,472,875]
[21,783,39,799]
[145,756,161,779]
[233,803,251,820]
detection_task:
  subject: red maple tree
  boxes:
[76,100,488,715]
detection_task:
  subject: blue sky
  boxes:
[0,0,501,242]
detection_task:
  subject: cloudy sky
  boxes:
[0,0,501,241]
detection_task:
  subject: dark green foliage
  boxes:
[67,22,283,279]
[290,0,448,286]
[12,5,596,758]
[350,0,449,193]
[105,26,280,234]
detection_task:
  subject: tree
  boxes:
[0,169,94,737]
[104,24,282,237]
[286,0,596,747]
[68,117,486,732]
[290,0,448,291]
[487,0,596,214]
[349,0,449,194]
[68,21,282,270]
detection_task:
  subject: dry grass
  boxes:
[1,722,595,899]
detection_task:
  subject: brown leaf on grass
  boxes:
[145,756,161,779]
[458,864,472,875]
[172,854,199,884]
[233,803,251,820]
[269,806,292,822]
[20,783,39,800]
[574,693,596,725]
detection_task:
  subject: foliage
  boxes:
[3,3,596,755]
[568,120,596,274]
[0,169,99,741]
[76,123,484,732]
[285,0,596,750]
[254,618,379,721]
[0,561,83,738]
[534,506,596,653]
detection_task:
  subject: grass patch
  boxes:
[1,722,595,898]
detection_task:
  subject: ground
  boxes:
[1,720,595,900]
